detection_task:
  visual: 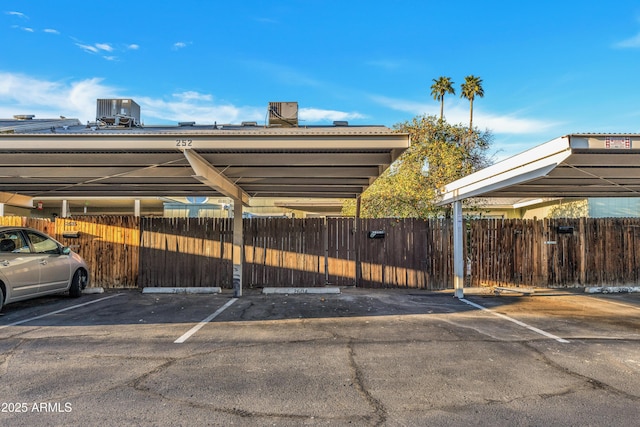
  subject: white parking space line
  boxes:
[0,294,124,329]
[174,298,238,344]
[460,298,570,343]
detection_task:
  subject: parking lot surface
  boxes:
[1,287,639,426]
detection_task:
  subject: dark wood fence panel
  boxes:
[468,217,640,288]
[139,217,233,288]
[55,216,140,288]
[580,217,640,285]
[424,218,453,290]
[326,218,356,286]
[469,218,532,287]
[244,217,326,287]
[357,218,452,289]
[4,215,640,290]
[0,216,55,233]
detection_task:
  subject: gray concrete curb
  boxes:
[142,287,222,294]
[262,287,341,295]
[82,287,104,294]
[584,286,640,294]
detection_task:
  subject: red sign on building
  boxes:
[605,136,631,149]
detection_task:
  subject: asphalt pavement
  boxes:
[0,287,639,426]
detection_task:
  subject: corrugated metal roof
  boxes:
[0,118,82,133]
[438,134,640,204]
[0,118,397,136]
[0,117,410,202]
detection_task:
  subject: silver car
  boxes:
[0,227,89,311]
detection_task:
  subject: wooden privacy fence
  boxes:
[2,216,640,289]
[0,215,139,288]
[139,217,233,288]
[469,217,640,288]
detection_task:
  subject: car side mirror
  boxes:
[61,247,72,255]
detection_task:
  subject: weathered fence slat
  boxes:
[4,215,640,290]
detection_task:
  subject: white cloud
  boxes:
[369,94,558,135]
[369,95,431,115]
[613,32,640,48]
[0,72,117,122]
[21,27,34,32]
[76,43,99,54]
[173,42,188,49]
[76,42,117,57]
[43,28,60,34]
[476,111,558,134]
[6,11,28,19]
[95,43,113,52]
[174,91,212,102]
[0,72,365,127]
[127,44,140,50]
[137,95,262,125]
[299,108,365,122]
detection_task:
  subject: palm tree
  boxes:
[430,77,455,121]
[460,75,484,131]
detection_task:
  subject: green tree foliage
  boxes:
[548,199,589,218]
[460,75,484,130]
[342,115,492,218]
[430,76,456,121]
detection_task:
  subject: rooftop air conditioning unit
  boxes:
[268,102,298,127]
[96,98,141,128]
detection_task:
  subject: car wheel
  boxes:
[0,286,4,312]
[69,270,85,298]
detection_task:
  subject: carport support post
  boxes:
[232,201,243,297]
[453,200,464,298]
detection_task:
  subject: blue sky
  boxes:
[2,1,640,159]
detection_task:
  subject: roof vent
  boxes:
[13,115,35,120]
[333,120,349,126]
[268,102,298,127]
[241,121,258,126]
[178,121,196,127]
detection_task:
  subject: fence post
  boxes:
[453,200,464,298]
[323,217,329,285]
[232,202,243,297]
[579,217,586,285]
[355,197,361,287]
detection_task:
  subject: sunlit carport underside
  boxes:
[437,133,640,297]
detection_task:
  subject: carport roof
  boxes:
[0,119,409,206]
[437,134,640,205]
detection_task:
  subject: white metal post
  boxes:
[0,203,4,217]
[134,199,141,217]
[62,200,69,218]
[453,200,464,298]
[232,201,243,297]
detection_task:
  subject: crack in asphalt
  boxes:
[0,338,25,376]
[522,342,640,401]
[347,339,388,426]
[98,337,384,425]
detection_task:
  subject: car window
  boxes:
[25,231,60,254]
[0,230,29,253]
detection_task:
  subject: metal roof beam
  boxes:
[437,148,572,205]
[183,149,250,206]
[0,191,33,208]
